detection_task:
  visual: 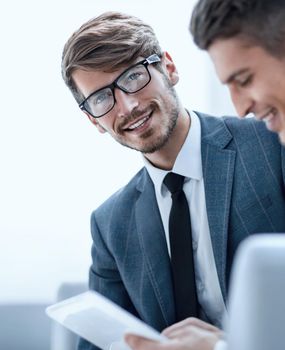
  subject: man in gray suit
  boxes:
[61,11,285,350]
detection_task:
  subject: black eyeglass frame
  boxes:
[78,54,161,118]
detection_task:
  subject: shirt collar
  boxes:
[143,111,203,196]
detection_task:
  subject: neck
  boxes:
[144,109,190,170]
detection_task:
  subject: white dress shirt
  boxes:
[143,111,226,328]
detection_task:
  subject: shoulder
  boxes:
[91,167,150,221]
[222,115,275,139]
[195,111,281,149]
[196,110,267,133]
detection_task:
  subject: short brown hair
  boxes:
[190,0,285,55]
[62,11,162,103]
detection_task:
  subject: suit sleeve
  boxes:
[77,210,139,350]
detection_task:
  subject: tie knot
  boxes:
[163,172,185,194]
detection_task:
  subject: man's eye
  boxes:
[127,72,141,81]
[237,75,253,87]
[94,91,109,104]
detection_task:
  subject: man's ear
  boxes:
[84,111,107,134]
[162,51,179,85]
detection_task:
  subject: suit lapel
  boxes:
[199,114,236,300]
[135,170,176,327]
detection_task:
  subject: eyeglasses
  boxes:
[79,54,161,118]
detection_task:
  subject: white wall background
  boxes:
[0,0,235,303]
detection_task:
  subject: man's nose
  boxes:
[230,87,254,118]
[114,89,139,117]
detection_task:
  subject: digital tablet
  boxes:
[46,290,167,350]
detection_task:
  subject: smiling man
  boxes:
[125,2,285,350]
[61,11,285,350]
[190,0,285,144]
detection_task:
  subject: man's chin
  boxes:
[115,133,171,154]
[123,141,166,154]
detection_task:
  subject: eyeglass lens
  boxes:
[84,63,150,117]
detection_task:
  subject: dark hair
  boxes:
[62,11,162,104]
[190,0,285,57]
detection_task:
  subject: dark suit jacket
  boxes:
[79,113,285,350]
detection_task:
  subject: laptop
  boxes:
[226,233,285,350]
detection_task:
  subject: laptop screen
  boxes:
[226,234,285,350]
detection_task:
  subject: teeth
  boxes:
[264,114,273,122]
[256,109,275,122]
[263,111,275,122]
[128,115,149,130]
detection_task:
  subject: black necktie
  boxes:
[164,172,198,321]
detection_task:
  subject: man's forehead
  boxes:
[208,37,255,82]
[72,57,145,96]
[72,68,115,97]
[73,56,145,79]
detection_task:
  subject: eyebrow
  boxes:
[224,68,249,84]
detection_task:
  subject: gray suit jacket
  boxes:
[79,113,285,350]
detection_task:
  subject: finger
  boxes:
[162,318,220,337]
[124,334,159,350]
[125,334,182,350]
